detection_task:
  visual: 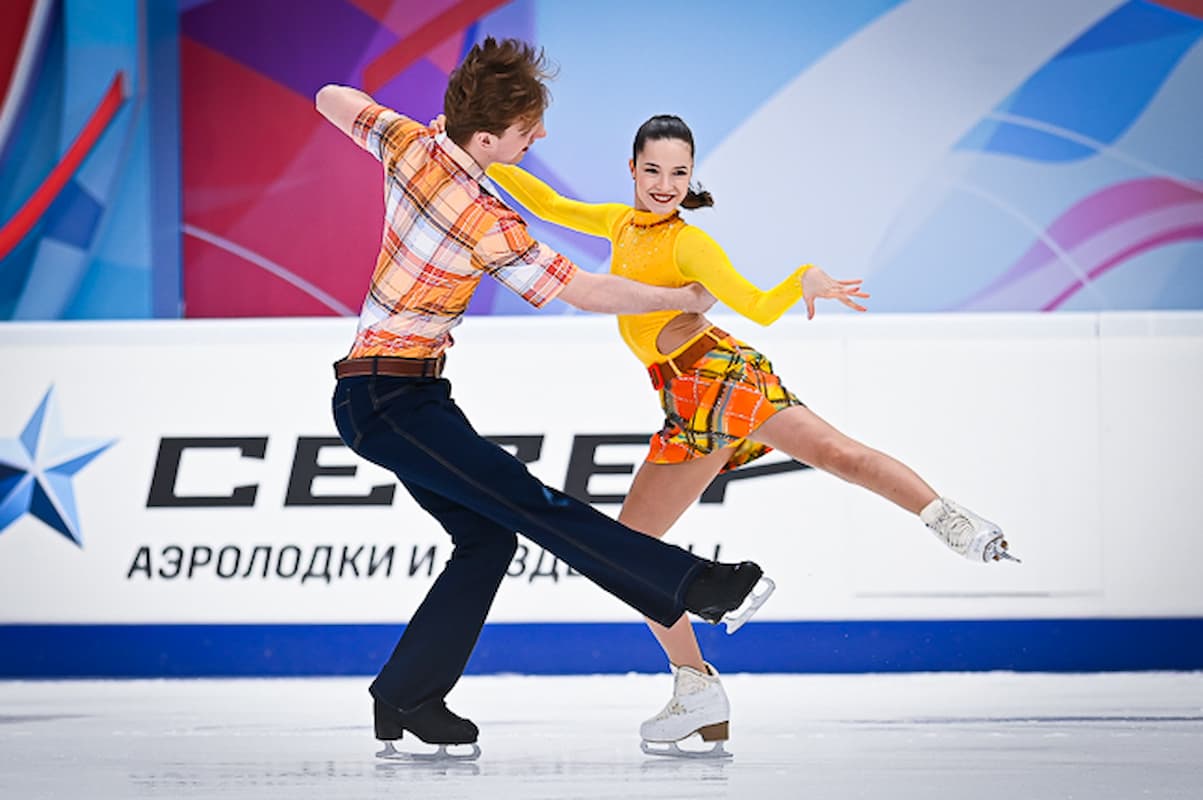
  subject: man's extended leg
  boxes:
[349,384,699,626]
[337,376,757,629]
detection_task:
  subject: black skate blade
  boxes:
[376,740,481,762]
[641,738,732,760]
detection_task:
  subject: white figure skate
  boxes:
[920,497,1019,563]
[640,662,733,759]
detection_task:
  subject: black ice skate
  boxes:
[684,561,775,634]
[374,698,481,761]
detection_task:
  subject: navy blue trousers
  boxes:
[333,374,704,710]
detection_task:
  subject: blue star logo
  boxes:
[0,386,115,547]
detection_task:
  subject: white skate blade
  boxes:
[641,738,732,760]
[983,537,1022,563]
[375,740,481,762]
[723,576,775,634]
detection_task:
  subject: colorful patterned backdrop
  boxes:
[0,0,178,320]
[1,0,1200,320]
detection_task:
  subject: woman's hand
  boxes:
[801,266,869,320]
[427,113,446,134]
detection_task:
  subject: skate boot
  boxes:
[640,662,732,759]
[684,560,775,633]
[374,697,481,761]
[920,497,1019,563]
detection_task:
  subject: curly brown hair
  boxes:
[443,37,555,148]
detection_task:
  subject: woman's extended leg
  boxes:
[749,404,1011,561]
[618,446,732,672]
[750,404,937,513]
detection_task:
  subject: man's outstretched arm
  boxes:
[315,84,376,138]
[557,271,715,315]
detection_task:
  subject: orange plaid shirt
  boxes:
[346,104,578,359]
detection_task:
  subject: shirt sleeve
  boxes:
[351,104,427,166]
[474,211,580,308]
[674,226,812,326]
[487,163,628,239]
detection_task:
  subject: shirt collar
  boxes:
[436,133,487,182]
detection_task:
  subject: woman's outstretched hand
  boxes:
[801,266,869,320]
[428,113,446,134]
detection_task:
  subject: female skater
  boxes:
[482,114,1016,757]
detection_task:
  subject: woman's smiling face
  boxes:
[629,137,693,214]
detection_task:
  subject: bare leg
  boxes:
[619,447,732,672]
[624,402,936,670]
[751,405,937,514]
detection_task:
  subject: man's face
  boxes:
[493,117,546,165]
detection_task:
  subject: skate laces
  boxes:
[931,503,975,554]
[651,666,716,720]
[674,664,719,696]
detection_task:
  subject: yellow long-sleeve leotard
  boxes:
[487,163,812,367]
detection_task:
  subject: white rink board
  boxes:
[0,311,1201,624]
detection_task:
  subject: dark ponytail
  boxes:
[633,114,715,210]
[682,186,713,210]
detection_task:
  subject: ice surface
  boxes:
[1,672,1200,799]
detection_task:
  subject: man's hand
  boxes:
[801,267,869,320]
[679,282,717,314]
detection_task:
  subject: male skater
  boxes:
[316,37,771,760]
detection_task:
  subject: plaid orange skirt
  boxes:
[646,334,802,472]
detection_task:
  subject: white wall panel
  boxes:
[1,312,1199,625]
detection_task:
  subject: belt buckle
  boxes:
[648,360,681,391]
